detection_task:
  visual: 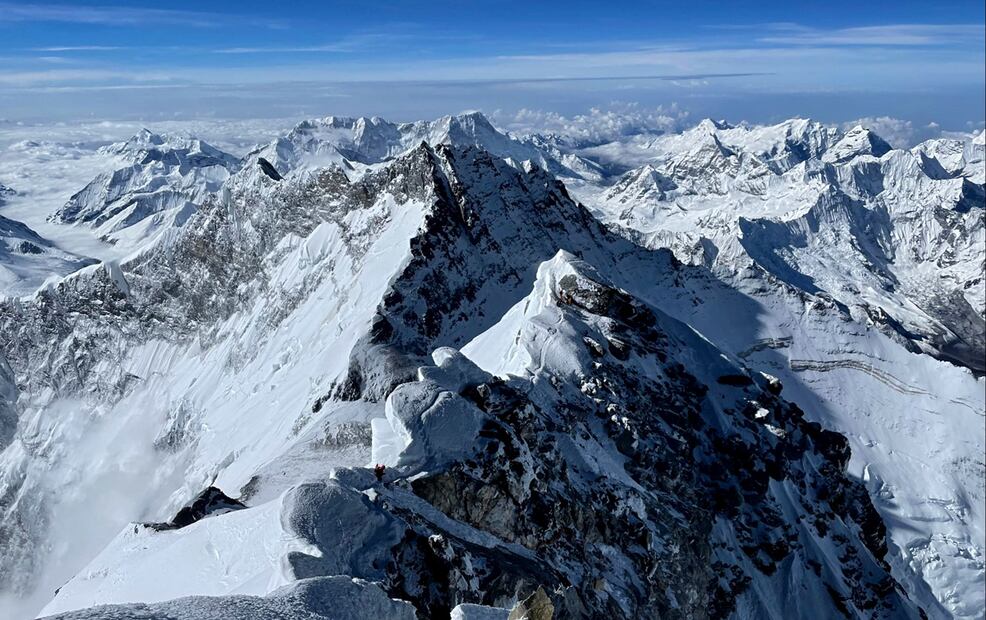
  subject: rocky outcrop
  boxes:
[145,486,245,531]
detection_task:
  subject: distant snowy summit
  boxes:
[48,129,240,249]
[244,111,603,180]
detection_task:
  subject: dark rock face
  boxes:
[257,157,283,181]
[716,374,754,387]
[146,486,245,531]
[508,587,554,620]
[17,241,44,255]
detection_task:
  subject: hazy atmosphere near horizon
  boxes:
[0,2,984,620]
[1,0,984,130]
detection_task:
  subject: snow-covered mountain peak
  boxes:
[694,117,732,134]
[574,114,983,378]
[433,110,498,136]
[602,163,675,206]
[109,127,165,151]
[50,129,240,250]
[245,111,600,186]
[822,124,893,163]
[100,129,238,169]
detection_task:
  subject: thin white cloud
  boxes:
[214,45,353,54]
[0,3,287,28]
[839,116,967,147]
[0,23,981,98]
[212,33,414,54]
[7,84,192,95]
[0,3,216,26]
[843,116,919,147]
[757,23,984,46]
[29,46,125,52]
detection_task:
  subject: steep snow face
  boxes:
[0,146,439,618]
[49,130,239,250]
[738,157,984,371]
[822,126,893,164]
[0,136,610,618]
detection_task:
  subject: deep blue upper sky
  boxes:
[1,1,983,126]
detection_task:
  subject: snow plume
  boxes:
[491,102,688,145]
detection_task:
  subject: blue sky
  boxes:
[0,1,983,127]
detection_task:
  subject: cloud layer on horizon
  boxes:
[0,2,982,126]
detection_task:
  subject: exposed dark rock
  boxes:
[17,241,44,255]
[716,373,754,387]
[508,587,554,620]
[145,486,245,531]
[257,157,283,181]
